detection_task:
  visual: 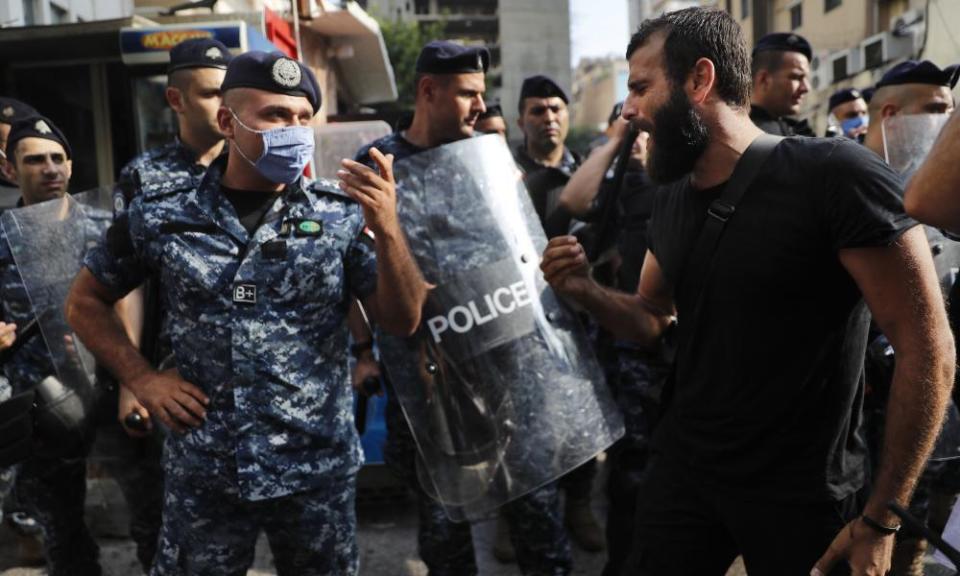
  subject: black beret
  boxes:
[0,98,37,126]
[861,87,875,104]
[876,60,960,89]
[753,32,812,61]
[221,51,321,114]
[828,88,864,112]
[415,41,490,75]
[478,99,502,120]
[519,75,569,104]
[6,114,72,160]
[168,37,232,73]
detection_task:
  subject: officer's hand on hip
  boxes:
[811,517,893,576]
[126,367,208,435]
[540,236,591,298]
[337,148,399,236]
[0,322,16,351]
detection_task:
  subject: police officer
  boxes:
[115,37,232,211]
[827,88,869,139]
[511,74,604,554]
[513,75,582,238]
[0,114,102,575]
[860,59,959,576]
[0,97,37,210]
[476,99,508,139]
[749,32,815,136]
[67,51,427,575]
[355,41,573,576]
[863,60,958,158]
[102,40,232,573]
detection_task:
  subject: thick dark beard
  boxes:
[646,90,710,184]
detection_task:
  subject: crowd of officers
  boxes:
[0,5,960,575]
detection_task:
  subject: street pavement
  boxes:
[0,458,752,575]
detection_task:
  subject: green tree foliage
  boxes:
[373,13,446,109]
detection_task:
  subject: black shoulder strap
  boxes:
[681,134,783,336]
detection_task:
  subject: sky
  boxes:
[569,0,630,68]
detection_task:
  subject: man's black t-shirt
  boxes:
[647,137,915,501]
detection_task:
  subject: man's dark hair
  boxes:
[625,7,751,108]
[751,50,786,78]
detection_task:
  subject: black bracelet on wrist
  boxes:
[860,514,900,535]
[349,340,374,359]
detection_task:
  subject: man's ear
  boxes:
[166,86,185,114]
[753,70,770,96]
[688,57,717,106]
[1,157,16,183]
[418,75,435,104]
[63,158,72,183]
[880,103,900,120]
[217,106,235,139]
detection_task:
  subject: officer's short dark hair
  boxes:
[625,7,751,108]
[413,73,453,101]
[751,50,786,77]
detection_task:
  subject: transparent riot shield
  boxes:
[0,187,113,396]
[379,134,624,521]
[313,121,392,180]
[882,113,950,180]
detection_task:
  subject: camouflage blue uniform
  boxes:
[83,156,377,576]
[0,199,102,576]
[91,140,213,572]
[356,132,572,576]
[114,138,211,214]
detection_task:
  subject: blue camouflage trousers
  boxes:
[16,455,101,576]
[151,469,358,576]
[384,383,572,576]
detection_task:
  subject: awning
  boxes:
[0,15,157,63]
[119,19,275,66]
[305,2,398,105]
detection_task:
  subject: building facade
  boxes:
[728,0,958,134]
[360,0,572,140]
[570,57,628,130]
[1,0,133,27]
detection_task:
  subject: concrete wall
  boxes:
[499,0,571,136]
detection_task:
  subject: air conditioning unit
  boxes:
[891,8,924,37]
[860,33,887,70]
[829,51,850,83]
[810,53,831,91]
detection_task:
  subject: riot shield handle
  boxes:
[0,317,39,365]
[888,501,960,568]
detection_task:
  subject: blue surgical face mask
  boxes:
[841,114,869,138]
[230,109,315,184]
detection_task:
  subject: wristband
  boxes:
[349,340,374,359]
[860,514,900,535]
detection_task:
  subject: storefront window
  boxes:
[132,76,178,155]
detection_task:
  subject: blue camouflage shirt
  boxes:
[354,132,426,168]
[84,157,378,500]
[114,138,212,214]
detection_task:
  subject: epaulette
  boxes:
[135,168,197,201]
[308,178,354,202]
